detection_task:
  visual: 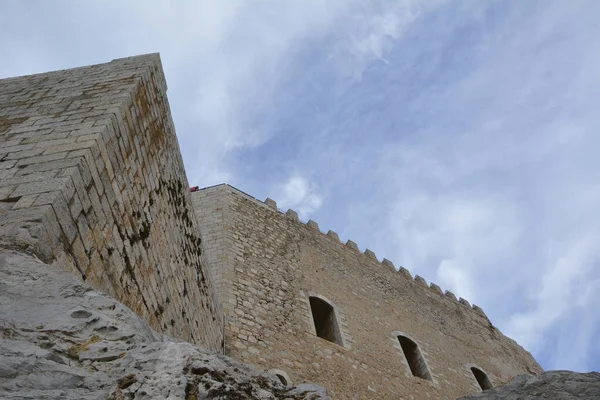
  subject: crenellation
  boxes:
[285,209,299,221]
[215,189,489,318]
[264,197,277,209]
[306,219,320,231]
[398,266,413,280]
[345,239,359,250]
[445,290,458,301]
[472,304,488,318]
[414,275,428,288]
[326,230,339,241]
[364,248,377,260]
[381,258,395,271]
[429,282,443,295]
[192,182,542,399]
[459,297,471,307]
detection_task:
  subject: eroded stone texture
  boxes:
[0,250,329,400]
[0,55,223,351]
[192,185,543,400]
[458,371,600,400]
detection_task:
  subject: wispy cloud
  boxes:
[272,175,323,220]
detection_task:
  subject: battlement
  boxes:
[191,182,540,399]
[195,183,489,321]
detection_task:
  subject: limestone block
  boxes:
[445,290,458,301]
[364,249,377,260]
[459,297,471,307]
[286,209,299,221]
[345,240,358,250]
[264,198,277,209]
[414,275,428,288]
[472,304,488,318]
[326,230,339,241]
[382,258,395,270]
[429,283,443,295]
[398,267,413,280]
[307,220,319,231]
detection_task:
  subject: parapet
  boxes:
[191,184,490,322]
[190,183,541,400]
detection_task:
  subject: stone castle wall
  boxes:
[0,55,223,351]
[192,184,543,400]
[1,54,543,400]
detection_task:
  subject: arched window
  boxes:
[471,367,493,391]
[396,335,432,381]
[309,295,343,345]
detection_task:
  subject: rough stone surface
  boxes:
[0,250,329,400]
[192,185,543,400]
[458,371,600,400]
[0,54,223,351]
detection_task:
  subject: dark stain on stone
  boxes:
[0,116,28,135]
[0,196,20,203]
[117,373,137,389]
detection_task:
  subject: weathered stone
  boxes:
[398,266,413,279]
[381,258,395,270]
[0,54,224,352]
[264,197,277,209]
[414,275,428,288]
[445,290,458,301]
[364,248,377,260]
[307,219,319,231]
[345,239,359,250]
[459,371,600,400]
[326,230,339,241]
[192,184,543,400]
[0,250,330,400]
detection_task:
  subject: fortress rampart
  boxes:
[192,183,542,399]
[1,54,542,400]
[0,54,223,351]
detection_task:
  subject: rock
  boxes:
[458,371,600,400]
[0,250,330,399]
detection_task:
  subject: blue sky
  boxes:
[2,0,599,373]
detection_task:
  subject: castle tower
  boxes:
[191,184,543,399]
[0,54,223,351]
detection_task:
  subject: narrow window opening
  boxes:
[471,367,493,391]
[309,296,343,345]
[276,374,288,386]
[397,335,432,381]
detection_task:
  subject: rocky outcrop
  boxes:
[0,250,329,399]
[459,371,600,400]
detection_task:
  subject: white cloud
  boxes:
[437,260,474,301]
[505,235,600,356]
[0,0,445,187]
[273,175,323,220]
[2,0,600,372]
